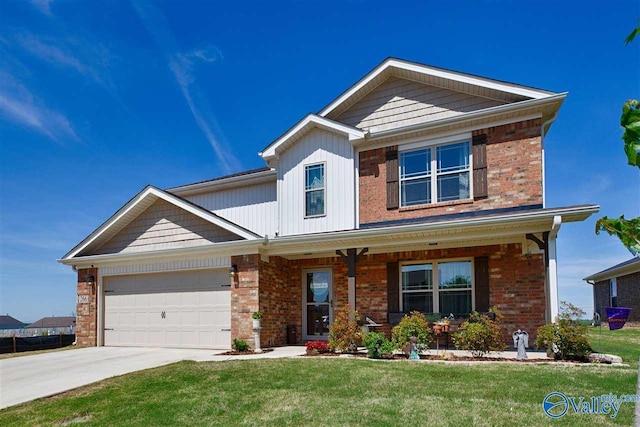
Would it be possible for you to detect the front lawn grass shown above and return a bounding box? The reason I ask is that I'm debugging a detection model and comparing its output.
[589,325,640,369]
[1,358,637,426]
[2,327,638,426]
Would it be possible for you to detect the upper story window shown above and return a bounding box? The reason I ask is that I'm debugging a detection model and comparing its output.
[305,163,325,217]
[400,141,470,207]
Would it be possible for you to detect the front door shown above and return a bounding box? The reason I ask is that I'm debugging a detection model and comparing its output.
[303,270,333,340]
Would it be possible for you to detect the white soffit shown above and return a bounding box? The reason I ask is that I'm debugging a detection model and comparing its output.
[62,186,261,260]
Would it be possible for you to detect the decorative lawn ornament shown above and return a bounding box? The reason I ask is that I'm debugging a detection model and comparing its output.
[512,329,529,360]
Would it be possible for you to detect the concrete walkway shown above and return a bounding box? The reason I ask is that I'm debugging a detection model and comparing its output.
[0,346,306,409]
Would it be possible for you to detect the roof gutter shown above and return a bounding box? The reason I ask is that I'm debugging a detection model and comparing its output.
[267,205,597,249]
[168,168,277,195]
[58,239,264,268]
[60,204,598,268]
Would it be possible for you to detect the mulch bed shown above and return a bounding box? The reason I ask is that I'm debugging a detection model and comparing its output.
[217,349,274,356]
[304,352,589,363]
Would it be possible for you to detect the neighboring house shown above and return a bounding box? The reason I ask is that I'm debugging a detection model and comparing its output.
[25,317,76,335]
[585,257,640,322]
[59,58,599,350]
[0,315,26,330]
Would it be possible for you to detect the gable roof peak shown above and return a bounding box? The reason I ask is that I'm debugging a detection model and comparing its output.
[60,185,261,261]
[318,57,559,119]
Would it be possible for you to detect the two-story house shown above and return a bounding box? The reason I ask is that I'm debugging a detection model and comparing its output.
[59,58,599,349]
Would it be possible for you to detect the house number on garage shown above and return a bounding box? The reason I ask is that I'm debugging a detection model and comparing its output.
[78,295,89,303]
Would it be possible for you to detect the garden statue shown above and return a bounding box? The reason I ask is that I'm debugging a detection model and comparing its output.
[408,336,419,360]
[512,329,529,360]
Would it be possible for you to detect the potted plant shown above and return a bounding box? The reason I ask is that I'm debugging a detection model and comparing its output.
[433,323,443,334]
[438,317,451,332]
[252,311,263,329]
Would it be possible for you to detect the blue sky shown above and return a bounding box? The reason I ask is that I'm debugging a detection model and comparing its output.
[0,0,638,322]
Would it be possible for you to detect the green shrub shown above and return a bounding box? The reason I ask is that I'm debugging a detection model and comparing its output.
[452,308,506,358]
[232,338,250,352]
[362,332,396,359]
[391,311,433,352]
[534,301,592,360]
[328,307,362,353]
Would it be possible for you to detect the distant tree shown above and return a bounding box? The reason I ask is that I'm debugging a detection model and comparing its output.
[595,23,640,256]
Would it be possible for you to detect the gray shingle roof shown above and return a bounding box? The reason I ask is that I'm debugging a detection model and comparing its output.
[584,257,640,282]
[26,316,76,329]
[0,315,25,329]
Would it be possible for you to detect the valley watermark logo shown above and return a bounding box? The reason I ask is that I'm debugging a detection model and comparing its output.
[542,391,639,419]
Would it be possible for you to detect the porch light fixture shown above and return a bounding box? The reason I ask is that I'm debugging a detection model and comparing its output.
[86,274,95,295]
[86,274,95,287]
[229,264,238,277]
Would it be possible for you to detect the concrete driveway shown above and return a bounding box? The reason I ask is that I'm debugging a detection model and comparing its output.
[0,346,228,409]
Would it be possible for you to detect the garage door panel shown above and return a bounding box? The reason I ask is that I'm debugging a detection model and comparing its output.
[104,269,230,349]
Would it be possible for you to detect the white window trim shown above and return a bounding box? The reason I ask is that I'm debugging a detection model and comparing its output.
[399,138,473,207]
[399,258,475,314]
[304,162,326,218]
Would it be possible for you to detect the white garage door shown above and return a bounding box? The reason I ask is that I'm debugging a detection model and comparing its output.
[104,269,231,349]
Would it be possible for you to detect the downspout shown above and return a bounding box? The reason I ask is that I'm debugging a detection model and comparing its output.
[541,113,558,209]
[547,215,562,322]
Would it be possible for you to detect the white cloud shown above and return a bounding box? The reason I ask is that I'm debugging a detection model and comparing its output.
[28,0,54,16]
[0,71,78,142]
[14,33,114,89]
[132,0,240,174]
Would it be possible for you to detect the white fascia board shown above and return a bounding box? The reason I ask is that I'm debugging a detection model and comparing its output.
[260,114,365,160]
[265,205,599,256]
[584,258,640,282]
[63,186,260,260]
[148,188,260,240]
[168,169,276,196]
[360,94,566,144]
[319,58,558,117]
[63,186,157,260]
[58,239,263,268]
[384,59,556,99]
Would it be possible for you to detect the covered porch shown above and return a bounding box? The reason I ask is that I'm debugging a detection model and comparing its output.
[230,206,596,347]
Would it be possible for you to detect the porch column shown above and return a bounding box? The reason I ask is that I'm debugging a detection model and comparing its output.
[548,216,562,322]
[336,248,368,312]
[548,236,559,322]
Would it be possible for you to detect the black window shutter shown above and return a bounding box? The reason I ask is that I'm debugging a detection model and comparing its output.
[472,134,488,200]
[387,262,399,313]
[386,149,399,209]
[474,256,490,313]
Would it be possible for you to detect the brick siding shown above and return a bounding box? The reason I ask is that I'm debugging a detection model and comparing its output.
[75,267,98,347]
[233,243,546,346]
[618,272,640,321]
[594,272,640,322]
[359,118,543,224]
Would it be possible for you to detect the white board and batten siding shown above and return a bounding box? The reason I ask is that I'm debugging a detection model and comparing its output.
[103,269,231,349]
[336,76,507,133]
[184,181,277,237]
[278,128,356,236]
